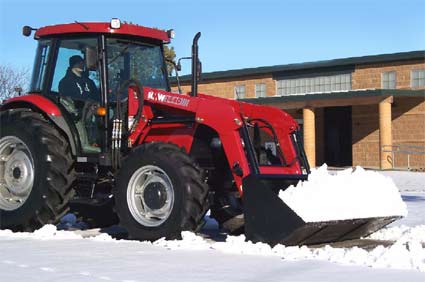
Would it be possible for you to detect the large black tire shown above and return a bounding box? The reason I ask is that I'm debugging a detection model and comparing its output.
[114,142,209,240]
[0,109,76,231]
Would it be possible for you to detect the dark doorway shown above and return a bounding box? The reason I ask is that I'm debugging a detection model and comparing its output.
[324,106,352,167]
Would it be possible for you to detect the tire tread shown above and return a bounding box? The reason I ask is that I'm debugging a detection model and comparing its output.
[0,109,76,231]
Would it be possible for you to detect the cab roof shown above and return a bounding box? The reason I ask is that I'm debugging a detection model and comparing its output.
[35,22,170,43]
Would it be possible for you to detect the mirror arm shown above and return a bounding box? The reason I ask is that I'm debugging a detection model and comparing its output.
[166,59,183,94]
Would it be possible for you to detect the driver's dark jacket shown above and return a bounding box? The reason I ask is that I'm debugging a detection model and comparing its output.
[59,69,99,101]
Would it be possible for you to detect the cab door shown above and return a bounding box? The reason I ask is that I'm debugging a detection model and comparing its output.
[49,37,102,154]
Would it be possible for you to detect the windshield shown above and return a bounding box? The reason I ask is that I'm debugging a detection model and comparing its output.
[106,38,168,98]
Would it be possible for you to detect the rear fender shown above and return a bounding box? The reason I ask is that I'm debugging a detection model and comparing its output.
[1,94,77,155]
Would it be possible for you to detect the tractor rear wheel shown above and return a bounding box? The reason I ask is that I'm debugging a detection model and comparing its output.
[0,109,76,231]
[114,142,209,241]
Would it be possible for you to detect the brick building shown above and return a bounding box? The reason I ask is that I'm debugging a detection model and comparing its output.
[173,50,425,170]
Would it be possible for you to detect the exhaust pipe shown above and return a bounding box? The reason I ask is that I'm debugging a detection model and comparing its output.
[191,32,201,97]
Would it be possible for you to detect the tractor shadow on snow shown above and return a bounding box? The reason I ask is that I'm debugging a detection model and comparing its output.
[401,195,425,202]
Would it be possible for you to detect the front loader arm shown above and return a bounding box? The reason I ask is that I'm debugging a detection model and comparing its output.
[128,88,307,195]
[129,88,251,191]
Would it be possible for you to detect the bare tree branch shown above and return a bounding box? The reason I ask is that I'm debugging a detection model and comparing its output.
[0,64,31,102]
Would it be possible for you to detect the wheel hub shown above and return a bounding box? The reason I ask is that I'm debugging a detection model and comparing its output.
[127,165,174,227]
[12,167,22,179]
[143,182,167,210]
[0,136,34,211]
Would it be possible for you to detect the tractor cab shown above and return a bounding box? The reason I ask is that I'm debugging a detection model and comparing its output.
[29,20,172,155]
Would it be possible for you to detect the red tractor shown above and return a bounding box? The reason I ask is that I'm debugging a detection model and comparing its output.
[0,20,397,245]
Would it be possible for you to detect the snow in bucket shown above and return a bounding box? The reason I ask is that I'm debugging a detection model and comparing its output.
[278,165,408,222]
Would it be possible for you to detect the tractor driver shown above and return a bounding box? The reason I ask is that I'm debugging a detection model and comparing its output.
[59,55,99,101]
[59,55,101,152]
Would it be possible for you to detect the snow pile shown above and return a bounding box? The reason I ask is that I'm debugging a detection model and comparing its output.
[368,225,425,243]
[0,224,82,240]
[212,234,425,272]
[154,231,212,251]
[213,235,275,256]
[89,233,117,242]
[279,165,408,222]
[0,225,424,272]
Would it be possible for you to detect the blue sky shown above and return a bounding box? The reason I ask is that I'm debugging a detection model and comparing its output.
[0,0,424,75]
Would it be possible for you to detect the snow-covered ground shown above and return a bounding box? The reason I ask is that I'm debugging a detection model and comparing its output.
[1,169,424,281]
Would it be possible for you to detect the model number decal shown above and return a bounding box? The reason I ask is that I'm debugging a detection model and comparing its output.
[147,91,190,107]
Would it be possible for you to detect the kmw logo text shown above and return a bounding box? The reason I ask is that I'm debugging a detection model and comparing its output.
[147,91,190,107]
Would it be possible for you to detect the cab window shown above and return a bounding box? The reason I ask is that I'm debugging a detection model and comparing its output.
[106,38,168,100]
[30,39,51,92]
[51,38,100,100]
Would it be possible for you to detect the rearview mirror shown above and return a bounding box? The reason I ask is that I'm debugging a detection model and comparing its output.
[22,26,36,37]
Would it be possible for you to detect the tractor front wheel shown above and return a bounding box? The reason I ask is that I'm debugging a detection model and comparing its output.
[114,142,209,241]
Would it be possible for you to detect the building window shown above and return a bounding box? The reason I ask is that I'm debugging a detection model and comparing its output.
[234,85,246,99]
[276,73,351,96]
[411,69,425,88]
[255,83,266,98]
[381,71,396,89]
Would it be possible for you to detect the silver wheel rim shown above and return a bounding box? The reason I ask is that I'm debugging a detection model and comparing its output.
[127,165,174,227]
[0,136,35,211]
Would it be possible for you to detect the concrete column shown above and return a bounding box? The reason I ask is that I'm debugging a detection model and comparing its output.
[303,107,316,168]
[379,97,393,170]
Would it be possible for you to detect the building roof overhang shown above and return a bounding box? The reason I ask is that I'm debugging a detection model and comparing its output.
[240,89,425,109]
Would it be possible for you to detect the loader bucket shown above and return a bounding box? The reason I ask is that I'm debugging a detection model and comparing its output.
[242,174,400,246]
